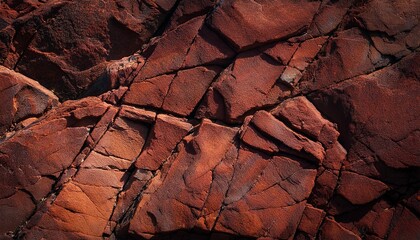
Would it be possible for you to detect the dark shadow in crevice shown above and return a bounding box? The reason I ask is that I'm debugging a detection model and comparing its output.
[117,228,256,240]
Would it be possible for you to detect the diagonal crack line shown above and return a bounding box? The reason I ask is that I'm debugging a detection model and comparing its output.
[110,126,197,235]
[12,106,120,238]
[209,136,241,232]
[104,114,155,234]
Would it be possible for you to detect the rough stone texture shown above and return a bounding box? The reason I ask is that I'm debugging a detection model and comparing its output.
[136,114,192,171]
[197,50,286,123]
[0,0,177,100]
[0,97,110,237]
[0,0,419,239]
[0,66,58,136]
[208,0,320,51]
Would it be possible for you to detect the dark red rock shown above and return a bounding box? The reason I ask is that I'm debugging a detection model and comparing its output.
[136,114,192,170]
[208,0,320,51]
[215,150,317,239]
[297,205,326,238]
[1,1,419,239]
[240,122,280,154]
[271,96,339,148]
[137,16,205,80]
[263,42,298,65]
[299,28,384,92]
[319,218,361,240]
[388,205,420,240]
[166,0,218,31]
[94,117,149,160]
[0,97,110,237]
[198,51,285,122]
[162,66,221,116]
[340,200,395,238]
[311,52,420,170]
[128,119,238,237]
[1,0,174,99]
[337,171,388,205]
[103,53,145,89]
[119,105,156,124]
[289,37,328,71]
[22,109,150,238]
[354,0,420,59]
[305,0,353,37]
[309,169,339,208]
[0,66,59,136]
[184,25,236,68]
[251,111,325,164]
[124,74,175,109]
[356,0,419,36]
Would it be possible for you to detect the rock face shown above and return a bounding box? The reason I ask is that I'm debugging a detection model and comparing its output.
[0,0,177,100]
[0,0,419,239]
[0,65,58,136]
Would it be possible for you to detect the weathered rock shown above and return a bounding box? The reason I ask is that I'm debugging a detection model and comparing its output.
[166,0,218,31]
[251,111,325,164]
[388,205,420,240]
[119,105,157,124]
[305,0,353,37]
[299,28,385,92]
[263,42,298,65]
[22,110,150,238]
[184,25,236,68]
[94,117,149,160]
[0,66,59,136]
[0,97,110,238]
[215,150,317,239]
[297,205,326,239]
[354,0,420,59]
[337,171,388,205]
[290,37,328,71]
[272,96,339,148]
[136,114,192,170]
[319,218,361,240]
[162,66,221,116]
[197,50,285,122]
[339,200,395,239]
[128,119,238,237]
[310,52,420,170]
[309,169,339,208]
[136,16,205,80]
[124,74,175,109]
[208,0,320,51]
[0,1,419,239]
[1,0,175,99]
[240,122,280,154]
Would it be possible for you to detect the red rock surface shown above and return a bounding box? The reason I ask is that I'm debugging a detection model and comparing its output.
[0,0,177,100]
[0,0,419,239]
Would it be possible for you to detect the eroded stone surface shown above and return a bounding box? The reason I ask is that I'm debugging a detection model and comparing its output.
[0,0,176,99]
[0,0,419,239]
[0,66,59,136]
[209,0,320,50]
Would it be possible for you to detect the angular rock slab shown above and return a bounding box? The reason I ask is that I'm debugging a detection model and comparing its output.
[22,115,150,239]
[197,50,286,123]
[0,66,59,136]
[208,0,320,50]
[129,119,238,237]
[1,0,177,99]
[128,115,321,239]
[0,97,110,238]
